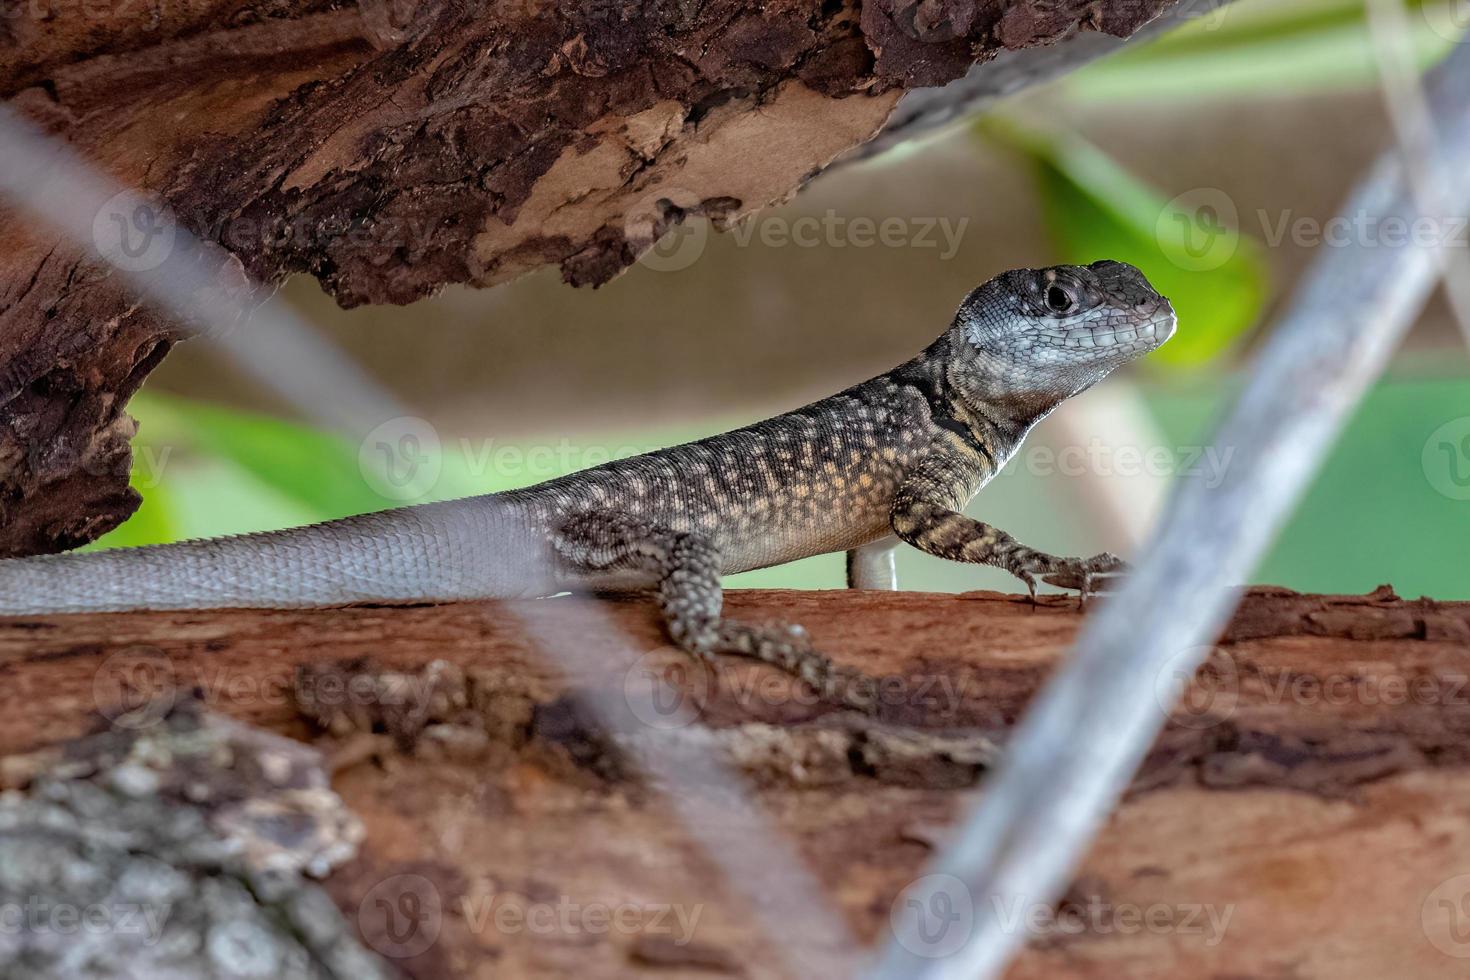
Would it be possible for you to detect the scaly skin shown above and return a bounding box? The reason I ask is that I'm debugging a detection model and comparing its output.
[0,260,1176,709]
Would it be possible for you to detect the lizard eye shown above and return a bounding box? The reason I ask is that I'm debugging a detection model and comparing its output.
[1045,284,1076,314]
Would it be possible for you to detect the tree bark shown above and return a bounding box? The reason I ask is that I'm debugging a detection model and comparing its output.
[0,0,1182,557]
[3,585,1469,977]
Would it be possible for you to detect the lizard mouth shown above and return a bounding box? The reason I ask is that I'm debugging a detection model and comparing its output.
[1050,304,1177,352]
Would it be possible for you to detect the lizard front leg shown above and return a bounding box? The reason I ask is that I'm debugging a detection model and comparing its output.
[890,452,1125,598]
[554,512,878,711]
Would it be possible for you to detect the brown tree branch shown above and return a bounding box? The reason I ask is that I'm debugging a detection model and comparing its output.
[2,586,1468,976]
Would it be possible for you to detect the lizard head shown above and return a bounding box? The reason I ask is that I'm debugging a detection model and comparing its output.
[948,260,1175,421]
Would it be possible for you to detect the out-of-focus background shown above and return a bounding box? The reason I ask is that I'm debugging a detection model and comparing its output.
[113,0,1470,598]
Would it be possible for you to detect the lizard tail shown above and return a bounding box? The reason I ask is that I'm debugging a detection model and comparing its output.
[0,497,553,615]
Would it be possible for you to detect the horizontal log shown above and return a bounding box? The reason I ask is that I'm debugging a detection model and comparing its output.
[3,585,1469,977]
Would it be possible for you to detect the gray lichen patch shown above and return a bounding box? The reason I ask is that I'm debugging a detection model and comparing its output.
[0,700,386,979]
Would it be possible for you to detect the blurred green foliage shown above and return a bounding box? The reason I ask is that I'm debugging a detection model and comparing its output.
[980,117,1268,367]
[1066,0,1459,101]
[1152,370,1470,599]
[92,393,709,546]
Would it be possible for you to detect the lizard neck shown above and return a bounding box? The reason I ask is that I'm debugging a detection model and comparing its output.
[934,333,1081,440]
[891,340,1031,466]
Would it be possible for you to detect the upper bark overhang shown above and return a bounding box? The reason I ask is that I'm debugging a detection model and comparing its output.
[2,0,1179,305]
[0,0,1178,557]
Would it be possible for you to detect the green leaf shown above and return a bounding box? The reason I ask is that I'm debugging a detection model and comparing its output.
[981,118,1268,367]
[1069,0,1457,102]
[162,398,387,521]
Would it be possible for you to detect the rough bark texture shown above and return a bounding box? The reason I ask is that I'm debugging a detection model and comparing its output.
[0,0,1177,559]
[3,585,1470,977]
[0,704,391,978]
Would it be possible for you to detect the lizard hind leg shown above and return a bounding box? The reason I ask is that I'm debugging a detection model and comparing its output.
[552,511,877,712]
[552,511,722,655]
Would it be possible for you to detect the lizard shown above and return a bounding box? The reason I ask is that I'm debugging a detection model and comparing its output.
[0,260,1175,710]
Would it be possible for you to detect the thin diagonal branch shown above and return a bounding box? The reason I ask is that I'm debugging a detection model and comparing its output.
[1366,0,1470,351]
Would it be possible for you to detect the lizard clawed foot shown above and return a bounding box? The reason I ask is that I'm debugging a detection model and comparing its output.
[1005,551,1127,606]
[1040,552,1128,605]
[1020,571,1039,606]
[712,620,879,714]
